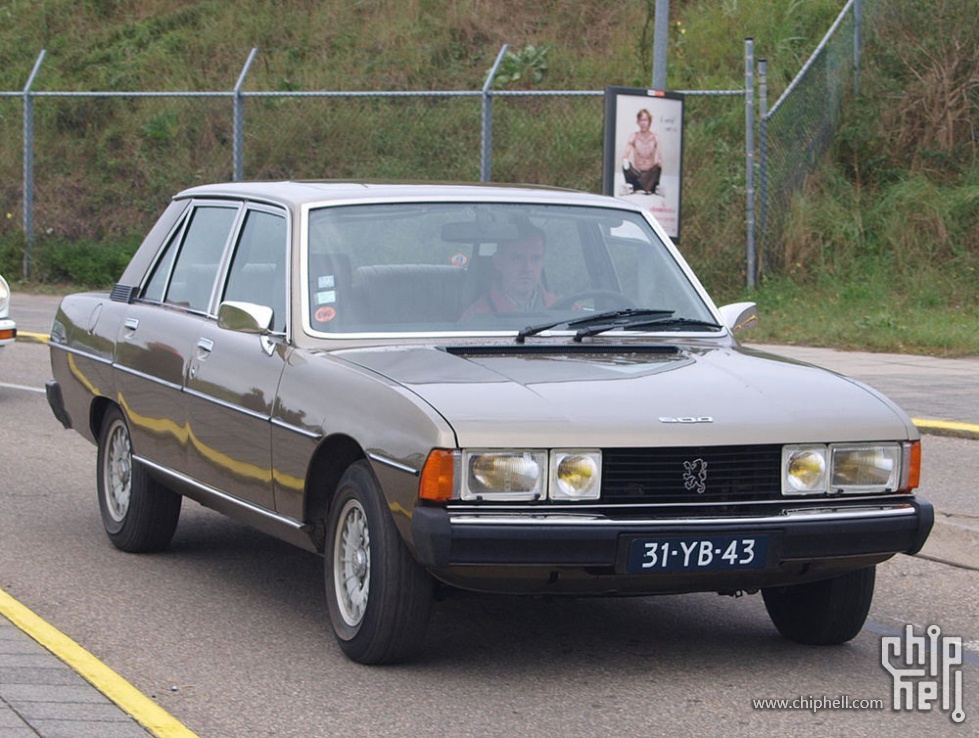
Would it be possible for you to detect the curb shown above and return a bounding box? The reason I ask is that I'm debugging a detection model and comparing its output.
[912,418,979,441]
[0,587,198,738]
[15,330,49,345]
[917,516,979,571]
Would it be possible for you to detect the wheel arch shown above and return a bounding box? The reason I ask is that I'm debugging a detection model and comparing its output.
[89,395,117,439]
[304,434,366,553]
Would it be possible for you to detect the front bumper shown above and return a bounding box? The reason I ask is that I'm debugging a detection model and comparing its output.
[411,498,933,593]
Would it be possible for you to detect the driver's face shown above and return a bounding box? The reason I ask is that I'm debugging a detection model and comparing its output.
[495,236,545,302]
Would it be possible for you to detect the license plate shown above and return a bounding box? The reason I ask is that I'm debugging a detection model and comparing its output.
[625,535,769,573]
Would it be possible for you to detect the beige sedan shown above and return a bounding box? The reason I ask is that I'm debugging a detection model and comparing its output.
[46,181,932,664]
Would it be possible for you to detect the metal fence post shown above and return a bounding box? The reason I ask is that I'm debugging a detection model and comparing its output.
[481,45,508,183]
[652,0,670,90]
[22,50,45,280]
[757,59,768,275]
[233,48,259,182]
[744,38,756,289]
[853,0,862,95]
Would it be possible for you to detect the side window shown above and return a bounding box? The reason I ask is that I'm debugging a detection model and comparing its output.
[222,209,288,332]
[142,225,182,303]
[163,206,239,312]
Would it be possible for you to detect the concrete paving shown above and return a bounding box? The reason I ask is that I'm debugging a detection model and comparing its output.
[3,292,977,738]
[0,598,155,738]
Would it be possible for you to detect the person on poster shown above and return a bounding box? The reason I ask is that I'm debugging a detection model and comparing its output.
[621,108,663,196]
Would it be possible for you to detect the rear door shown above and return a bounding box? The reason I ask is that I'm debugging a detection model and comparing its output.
[114,201,241,473]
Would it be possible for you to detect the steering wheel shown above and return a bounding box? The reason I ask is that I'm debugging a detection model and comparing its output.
[550,289,636,311]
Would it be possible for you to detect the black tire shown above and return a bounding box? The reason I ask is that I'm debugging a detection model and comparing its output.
[96,406,181,553]
[325,460,433,664]
[762,566,876,645]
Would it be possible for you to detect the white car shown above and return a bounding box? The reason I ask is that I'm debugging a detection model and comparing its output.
[0,274,15,347]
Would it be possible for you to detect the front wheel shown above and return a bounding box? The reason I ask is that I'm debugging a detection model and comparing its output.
[762,566,875,645]
[325,461,433,664]
[97,406,181,553]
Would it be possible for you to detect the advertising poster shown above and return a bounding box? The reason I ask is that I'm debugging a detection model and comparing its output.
[603,86,685,241]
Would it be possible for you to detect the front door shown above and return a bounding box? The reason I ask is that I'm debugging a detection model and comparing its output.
[184,206,289,511]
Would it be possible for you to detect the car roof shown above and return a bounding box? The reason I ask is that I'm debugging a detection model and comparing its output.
[174,180,639,211]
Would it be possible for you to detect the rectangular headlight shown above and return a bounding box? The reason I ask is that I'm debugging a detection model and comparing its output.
[830,443,902,493]
[461,450,546,501]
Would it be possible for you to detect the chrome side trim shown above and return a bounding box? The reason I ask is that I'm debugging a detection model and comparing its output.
[447,504,919,527]
[136,455,306,533]
[113,362,183,392]
[271,417,320,439]
[183,387,268,422]
[49,342,113,365]
[368,452,420,476]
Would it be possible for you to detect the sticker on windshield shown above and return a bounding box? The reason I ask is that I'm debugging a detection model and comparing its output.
[315,306,337,323]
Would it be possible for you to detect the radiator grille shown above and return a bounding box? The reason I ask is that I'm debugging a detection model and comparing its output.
[602,445,782,503]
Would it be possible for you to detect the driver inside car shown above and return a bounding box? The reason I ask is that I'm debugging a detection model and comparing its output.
[459,223,557,319]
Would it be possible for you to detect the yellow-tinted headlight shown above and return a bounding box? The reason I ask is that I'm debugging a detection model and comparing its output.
[551,451,601,500]
[782,445,827,494]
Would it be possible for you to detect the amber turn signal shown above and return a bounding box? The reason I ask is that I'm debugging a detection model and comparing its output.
[419,449,455,502]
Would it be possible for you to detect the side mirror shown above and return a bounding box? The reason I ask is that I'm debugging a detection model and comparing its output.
[718,301,758,334]
[217,301,274,334]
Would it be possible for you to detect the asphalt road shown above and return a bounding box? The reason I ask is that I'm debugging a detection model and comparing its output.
[1,297,977,736]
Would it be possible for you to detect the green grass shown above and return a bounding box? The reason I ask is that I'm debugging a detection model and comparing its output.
[744,272,979,357]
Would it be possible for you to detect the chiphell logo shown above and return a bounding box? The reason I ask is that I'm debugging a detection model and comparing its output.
[881,624,965,724]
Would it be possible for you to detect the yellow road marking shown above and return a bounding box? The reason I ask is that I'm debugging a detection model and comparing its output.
[912,418,979,440]
[0,587,199,738]
[14,330,49,344]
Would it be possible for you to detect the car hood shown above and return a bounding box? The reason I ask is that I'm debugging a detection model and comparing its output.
[333,343,917,448]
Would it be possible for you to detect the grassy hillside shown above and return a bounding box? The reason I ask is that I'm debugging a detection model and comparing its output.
[0,0,975,354]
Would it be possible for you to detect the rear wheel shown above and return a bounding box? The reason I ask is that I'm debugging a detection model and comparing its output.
[762,566,875,645]
[97,406,181,552]
[325,461,433,664]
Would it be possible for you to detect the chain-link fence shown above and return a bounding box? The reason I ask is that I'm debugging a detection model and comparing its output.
[757,0,862,276]
[2,47,753,282]
[3,1,866,286]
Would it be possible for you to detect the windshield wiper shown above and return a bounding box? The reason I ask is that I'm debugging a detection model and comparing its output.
[573,315,722,342]
[516,308,674,343]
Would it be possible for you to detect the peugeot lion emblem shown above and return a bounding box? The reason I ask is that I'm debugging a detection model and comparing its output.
[683,458,708,494]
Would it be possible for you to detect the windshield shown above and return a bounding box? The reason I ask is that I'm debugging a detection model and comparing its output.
[304,202,715,335]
